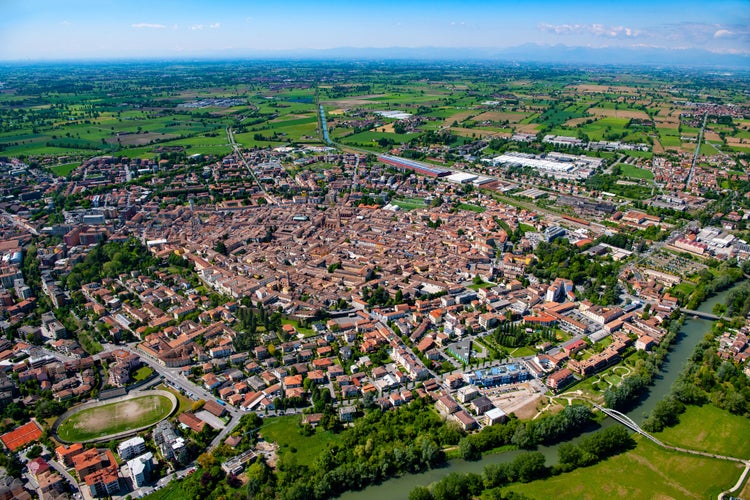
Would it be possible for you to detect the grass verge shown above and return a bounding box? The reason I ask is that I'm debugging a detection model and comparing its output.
[506,436,741,499]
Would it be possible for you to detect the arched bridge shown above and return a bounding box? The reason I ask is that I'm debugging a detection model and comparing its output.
[593,404,665,446]
[596,401,750,498]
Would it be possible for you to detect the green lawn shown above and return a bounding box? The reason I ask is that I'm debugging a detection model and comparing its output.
[468,281,496,291]
[655,404,750,459]
[392,198,428,210]
[77,330,103,354]
[282,319,315,337]
[659,132,683,147]
[341,130,420,146]
[620,149,653,160]
[259,415,341,466]
[57,395,173,442]
[508,346,537,357]
[159,384,194,415]
[506,437,742,500]
[617,164,654,180]
[48,163,79,177]
[577,117,631,141]
[457,203,486,213]
[143,478,190,500]
[132,366,155,382]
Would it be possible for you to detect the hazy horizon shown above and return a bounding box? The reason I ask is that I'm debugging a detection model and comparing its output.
[2,0,748,63]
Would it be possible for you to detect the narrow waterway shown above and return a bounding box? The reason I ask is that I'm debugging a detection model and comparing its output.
[340,285,742,500]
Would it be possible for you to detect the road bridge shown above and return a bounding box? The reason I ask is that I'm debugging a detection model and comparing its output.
[679,308,720,321]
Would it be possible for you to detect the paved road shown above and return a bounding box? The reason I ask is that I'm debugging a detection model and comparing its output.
[686,113,708,189]
[48,459,81,494]
[226,127,278,205]
[0,209,39,236]
[720,461,750,500]
[209,414,242,451]
[102,343,240,419]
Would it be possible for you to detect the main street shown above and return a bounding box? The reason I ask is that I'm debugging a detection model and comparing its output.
[102,343,240,419]
[103,342,245,451]
[226,127,278,205]
[686,113,708,189]
[0,209,39,236]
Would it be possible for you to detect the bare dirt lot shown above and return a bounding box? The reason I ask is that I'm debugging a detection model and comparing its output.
[587,107,651,120]
[374,123,396,133]
[320,94,387,107]
[517,123,543,134]
[473,111,529,123]
[564,117,592,127]
[486,381,546,418]
[449,127,511,139]
[106,132,177,146]
[571,84,638,94]
[655,120,680,129]
[442,110,476,126]
[704,131,722,142]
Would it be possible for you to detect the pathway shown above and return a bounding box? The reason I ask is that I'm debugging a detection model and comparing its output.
[596,403,750,499]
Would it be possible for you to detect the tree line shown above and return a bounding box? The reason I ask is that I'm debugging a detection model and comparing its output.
[410,425,635,500]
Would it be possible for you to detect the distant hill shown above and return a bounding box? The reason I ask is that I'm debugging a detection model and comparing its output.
[190,44,750,70]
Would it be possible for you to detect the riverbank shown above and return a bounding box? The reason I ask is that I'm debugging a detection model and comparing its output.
[340,283,746,500]
[506,436,741,499]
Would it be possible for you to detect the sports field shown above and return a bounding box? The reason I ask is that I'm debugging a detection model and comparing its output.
[57,394,174,442]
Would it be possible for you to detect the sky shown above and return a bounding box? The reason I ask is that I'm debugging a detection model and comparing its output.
[0,0,748,60]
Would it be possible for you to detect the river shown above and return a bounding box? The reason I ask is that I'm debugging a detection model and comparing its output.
[340,285,742,500]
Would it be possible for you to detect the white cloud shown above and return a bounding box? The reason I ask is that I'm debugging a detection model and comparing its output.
[714,29,735,38]
[60,20,72,26]
[131,23,166,29]
[192,22,220,31]
[539,23,639,38]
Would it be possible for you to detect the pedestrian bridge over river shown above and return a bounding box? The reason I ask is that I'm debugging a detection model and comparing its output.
[593,404,664,446]
[594,403,750,498]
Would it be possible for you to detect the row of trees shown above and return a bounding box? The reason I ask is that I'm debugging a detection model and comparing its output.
[603,314,681,411]
[271,398,454,500]
[233,302,283,351]
[684,264,745,310]
[411,425,635,500]
[493,322,556,348]
[458,404,595,461]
